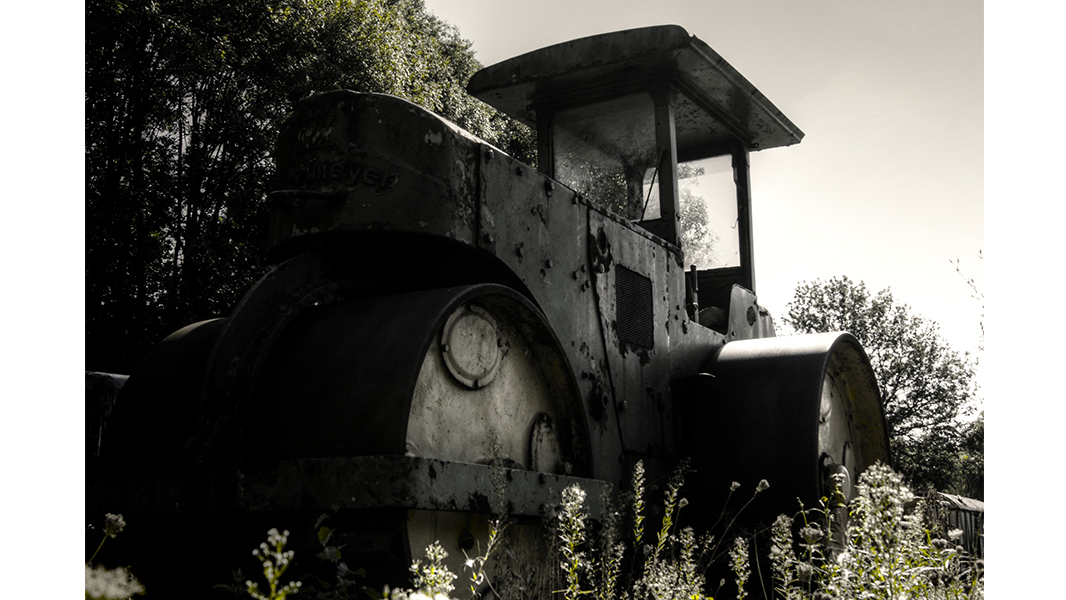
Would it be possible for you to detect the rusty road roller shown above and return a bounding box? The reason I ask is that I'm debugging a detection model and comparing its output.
[87,25,890,597]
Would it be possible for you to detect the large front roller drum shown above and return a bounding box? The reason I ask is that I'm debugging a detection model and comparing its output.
[90,283,597,597]
[248,284,591,472]
[683,332,891,529]
[245,283,594,585]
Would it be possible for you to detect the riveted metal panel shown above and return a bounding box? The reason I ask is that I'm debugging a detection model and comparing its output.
[588,209,677,460]
[475,146,627,484]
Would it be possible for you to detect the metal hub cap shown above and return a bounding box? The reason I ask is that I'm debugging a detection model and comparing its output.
[441,303,502,389]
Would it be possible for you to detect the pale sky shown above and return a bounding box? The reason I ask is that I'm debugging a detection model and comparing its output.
[422,0,985,364]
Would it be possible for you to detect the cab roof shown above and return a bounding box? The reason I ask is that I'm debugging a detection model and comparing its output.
[467,25,803,158]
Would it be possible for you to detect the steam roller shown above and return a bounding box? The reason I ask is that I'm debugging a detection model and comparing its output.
[88,25,890,598]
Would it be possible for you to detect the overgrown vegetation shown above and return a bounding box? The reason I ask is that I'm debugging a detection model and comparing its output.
[90,460,982,599]
[753,463,983,600]
[547,460,768,600]
[545,461,982,600]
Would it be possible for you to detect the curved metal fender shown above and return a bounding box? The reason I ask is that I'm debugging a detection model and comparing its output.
[247,282,594,477]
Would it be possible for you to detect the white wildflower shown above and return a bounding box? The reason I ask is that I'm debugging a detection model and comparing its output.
[85,564,145,599]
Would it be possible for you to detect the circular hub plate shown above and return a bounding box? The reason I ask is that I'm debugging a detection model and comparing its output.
[440,303,502,389]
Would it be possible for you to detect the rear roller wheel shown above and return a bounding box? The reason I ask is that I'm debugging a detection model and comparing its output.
[684,331,891,528]
[677,332,890,600]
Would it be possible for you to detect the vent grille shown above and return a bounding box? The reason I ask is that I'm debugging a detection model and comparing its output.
[615,265,654,349]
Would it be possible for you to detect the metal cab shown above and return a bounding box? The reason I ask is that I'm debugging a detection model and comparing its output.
[469,24,804,311]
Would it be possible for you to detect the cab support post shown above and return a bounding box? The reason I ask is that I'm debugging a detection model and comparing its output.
[732,138,755,292]
[652,85,680,247]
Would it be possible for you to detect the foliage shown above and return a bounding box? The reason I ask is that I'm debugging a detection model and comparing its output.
[386,533,506,600]
[406,542,458,597]
[756,462,984,600]
[247,528,303,600]
[215,460,982,600]
[222,513,505,600]
[304,513,374,599]
[459,518,506,598]
[954,413,984,500]
[85,0,533,373]
[551,459,767,600]
[677,176,720,269]
[556,485,591,600]
[782,275,980,495]
[86,513,145,599]
[728,536,750,600]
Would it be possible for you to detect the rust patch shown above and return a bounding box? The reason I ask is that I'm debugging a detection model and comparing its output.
[636,347,651,366]
[531,202,548,225]
[589,226,614,275]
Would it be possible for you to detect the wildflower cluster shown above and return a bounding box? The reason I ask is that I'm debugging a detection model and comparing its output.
[408,541,458,597]
[241,512,502,600]
[631,461,646,548]
[247,528,302,600]
[382,589,456,600]
[728,536,749,600]
[88,513,128,564]
[85,564,146,600]
[550,459,761,600]
[631,459,711,600]
[228,461,983,600]
[86,512,145,600]
[754,462,984,600]
[557,485,590,600]
[386,540,491,600]
[104,513,126,539]
[769,515,800,597]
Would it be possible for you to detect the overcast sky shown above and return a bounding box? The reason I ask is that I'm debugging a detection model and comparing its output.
[422,0,985,366]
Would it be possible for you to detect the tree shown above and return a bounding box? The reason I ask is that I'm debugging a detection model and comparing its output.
[86,0,533,373]
[954,412,984,500]
[782,276,979,495]
[676,165,720,269]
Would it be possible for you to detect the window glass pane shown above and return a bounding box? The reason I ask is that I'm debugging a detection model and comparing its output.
[637,167,662,220]
[675,155,739,269]
[553,93,657,220]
